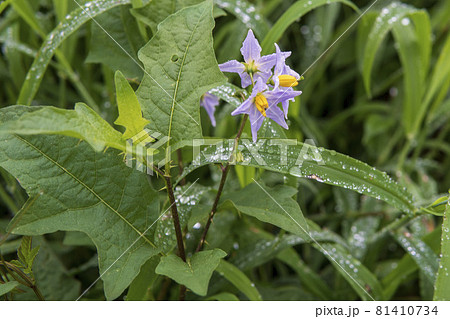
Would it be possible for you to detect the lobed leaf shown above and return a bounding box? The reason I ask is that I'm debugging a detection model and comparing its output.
[0,104,124,152]
[114,71,150,140]
[131,0,204,34]
[86,5,145,79]
[0,106,160,300]
[136,0,226,146]
[155,249,227,296]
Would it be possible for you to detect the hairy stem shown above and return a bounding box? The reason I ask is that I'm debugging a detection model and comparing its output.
[176,149,186,186]
[164,174,187,301]
[196,114,248,252]
[164,176,186,262]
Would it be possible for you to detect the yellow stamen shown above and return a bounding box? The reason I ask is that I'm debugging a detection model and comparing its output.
[278,74,298,87]
[254,94,268,117]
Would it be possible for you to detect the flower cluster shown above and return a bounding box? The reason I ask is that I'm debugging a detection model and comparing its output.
[201,30,302,142]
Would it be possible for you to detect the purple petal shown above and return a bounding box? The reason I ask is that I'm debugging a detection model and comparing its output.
[274,44,285,78]
[283,64,300,79]
[253,70,272,86]
[231,97,253,116]
[257,51,291,73]
[253,78,268,93]
[201,93,219,127]
[239,72,253,88]
[202,103,216,126]
[281,100,290,118]
[202,93,219,107]
[266,104,288,129]
[248,103,265,142]
[240,30,261,63]
[266,88,302,104]
[265,88,302,118]
[219,60,245,74]
[257,53,276,71]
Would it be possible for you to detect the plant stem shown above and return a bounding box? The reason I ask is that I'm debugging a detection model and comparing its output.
[196,114,248,252]
[163,174,187,300]
[176,149,186,186]
[0,260,45,301]
[370,214,416,244]
[164,176,186,262]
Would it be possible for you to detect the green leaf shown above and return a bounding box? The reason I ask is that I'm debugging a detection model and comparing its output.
[215,0,269,38]
[63,232,95,247]
[424,33,450,113]
[261,0,358,54]
[10,0,47,38]
[0,104,125,152]
[317,243,384,300]
[0,238,22,255]
[18,0,132,105]
[0,106,160,300]
[232,229,347,271]
[0,281,20,297]
[206,292,239,301]
[423,196,448,216]
[223,183,309,237]
[277,248,332,300]
[155,249,227,296]
[382,228,441,300]
[215,259,262,301]
[208,83,247,108]
[393,230,439,284]
[17,236,40,275]
[28,237,81,301]
[155,183,210,253]
[434,196,450,301]
[136,0,226,145]
[391,16,428,138]
[130,0,203,34]
[347,216,380,259]
[361,2,418,98]
[382,227,441,299]
[114,71,150,140]
[126,256,160,301]
[0,0,12,15]
[86,5,144,79]
[182,139,415,214]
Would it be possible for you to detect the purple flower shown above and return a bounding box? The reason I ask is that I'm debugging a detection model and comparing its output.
[219,30,289,88]
[231,79,301,142]
[200,92,219,127]
[273,43,302,118]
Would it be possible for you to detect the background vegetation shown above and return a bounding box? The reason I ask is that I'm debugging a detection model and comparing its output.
[0,0,449,301]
